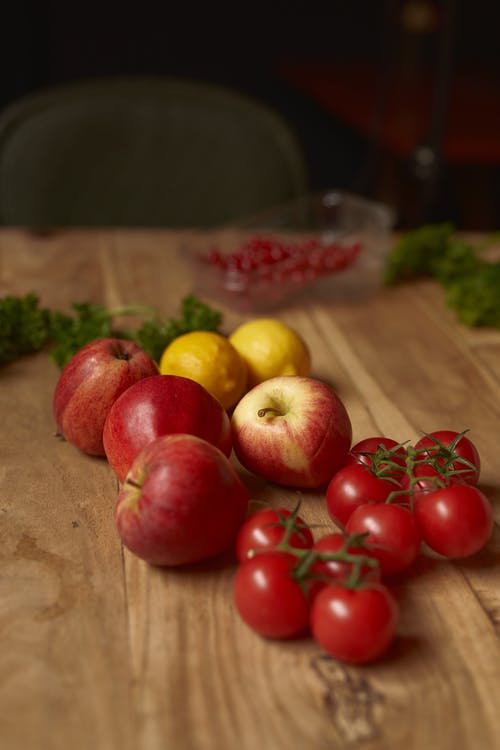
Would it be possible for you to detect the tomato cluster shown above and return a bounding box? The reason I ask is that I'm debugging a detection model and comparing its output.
[331,430,490,562]
[233,504,397,663]
[233,430,493,665]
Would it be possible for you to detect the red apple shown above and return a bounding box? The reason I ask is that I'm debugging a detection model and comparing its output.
[103,374,232,483]
[53,337,158,456]
[231,376,352,488]
[115,433,249,566]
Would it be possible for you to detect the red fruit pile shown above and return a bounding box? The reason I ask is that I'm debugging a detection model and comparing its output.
[52,340,494,666]
[232,429,493,664]
[52,341,246,568]
[202,235,362,289]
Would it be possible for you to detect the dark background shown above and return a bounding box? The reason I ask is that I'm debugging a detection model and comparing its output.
[2,0,500,228]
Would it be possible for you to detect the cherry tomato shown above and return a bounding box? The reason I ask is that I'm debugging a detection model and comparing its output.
[326,463,400,528]
[235,506,314,563]
[310,582,398,664]
[346,503,421,577]
[233,552,310,639]
[414,430,480,485]
[414,484,493,558]
[346,436,407,473]
[310,532,381,592]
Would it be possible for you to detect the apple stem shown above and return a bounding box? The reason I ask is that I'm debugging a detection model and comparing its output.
[257,407,282,418]
[125,478,142,489]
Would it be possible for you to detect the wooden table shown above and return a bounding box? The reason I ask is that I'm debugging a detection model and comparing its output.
[1,228,500,750]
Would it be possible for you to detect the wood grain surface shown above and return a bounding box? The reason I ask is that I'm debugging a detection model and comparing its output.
[1,229,499,750]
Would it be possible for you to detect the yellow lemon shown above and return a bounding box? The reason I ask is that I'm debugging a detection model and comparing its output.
[229,318,311,388]
[158,330,247,410]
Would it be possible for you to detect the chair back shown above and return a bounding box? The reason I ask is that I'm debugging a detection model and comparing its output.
[0,77,309,227]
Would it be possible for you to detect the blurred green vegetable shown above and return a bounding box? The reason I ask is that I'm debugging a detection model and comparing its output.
[384,223,456,283]
[0,293,52,365]
[445,263,500,328]
[385,224,500,328]
[0,293,222,368]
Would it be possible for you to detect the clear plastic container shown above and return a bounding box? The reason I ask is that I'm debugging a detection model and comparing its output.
[187,190,396,312]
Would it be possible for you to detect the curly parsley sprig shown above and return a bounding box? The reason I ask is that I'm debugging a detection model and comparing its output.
[0,293,222,368]
[385,224,500,328]
[0,293,52,365]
